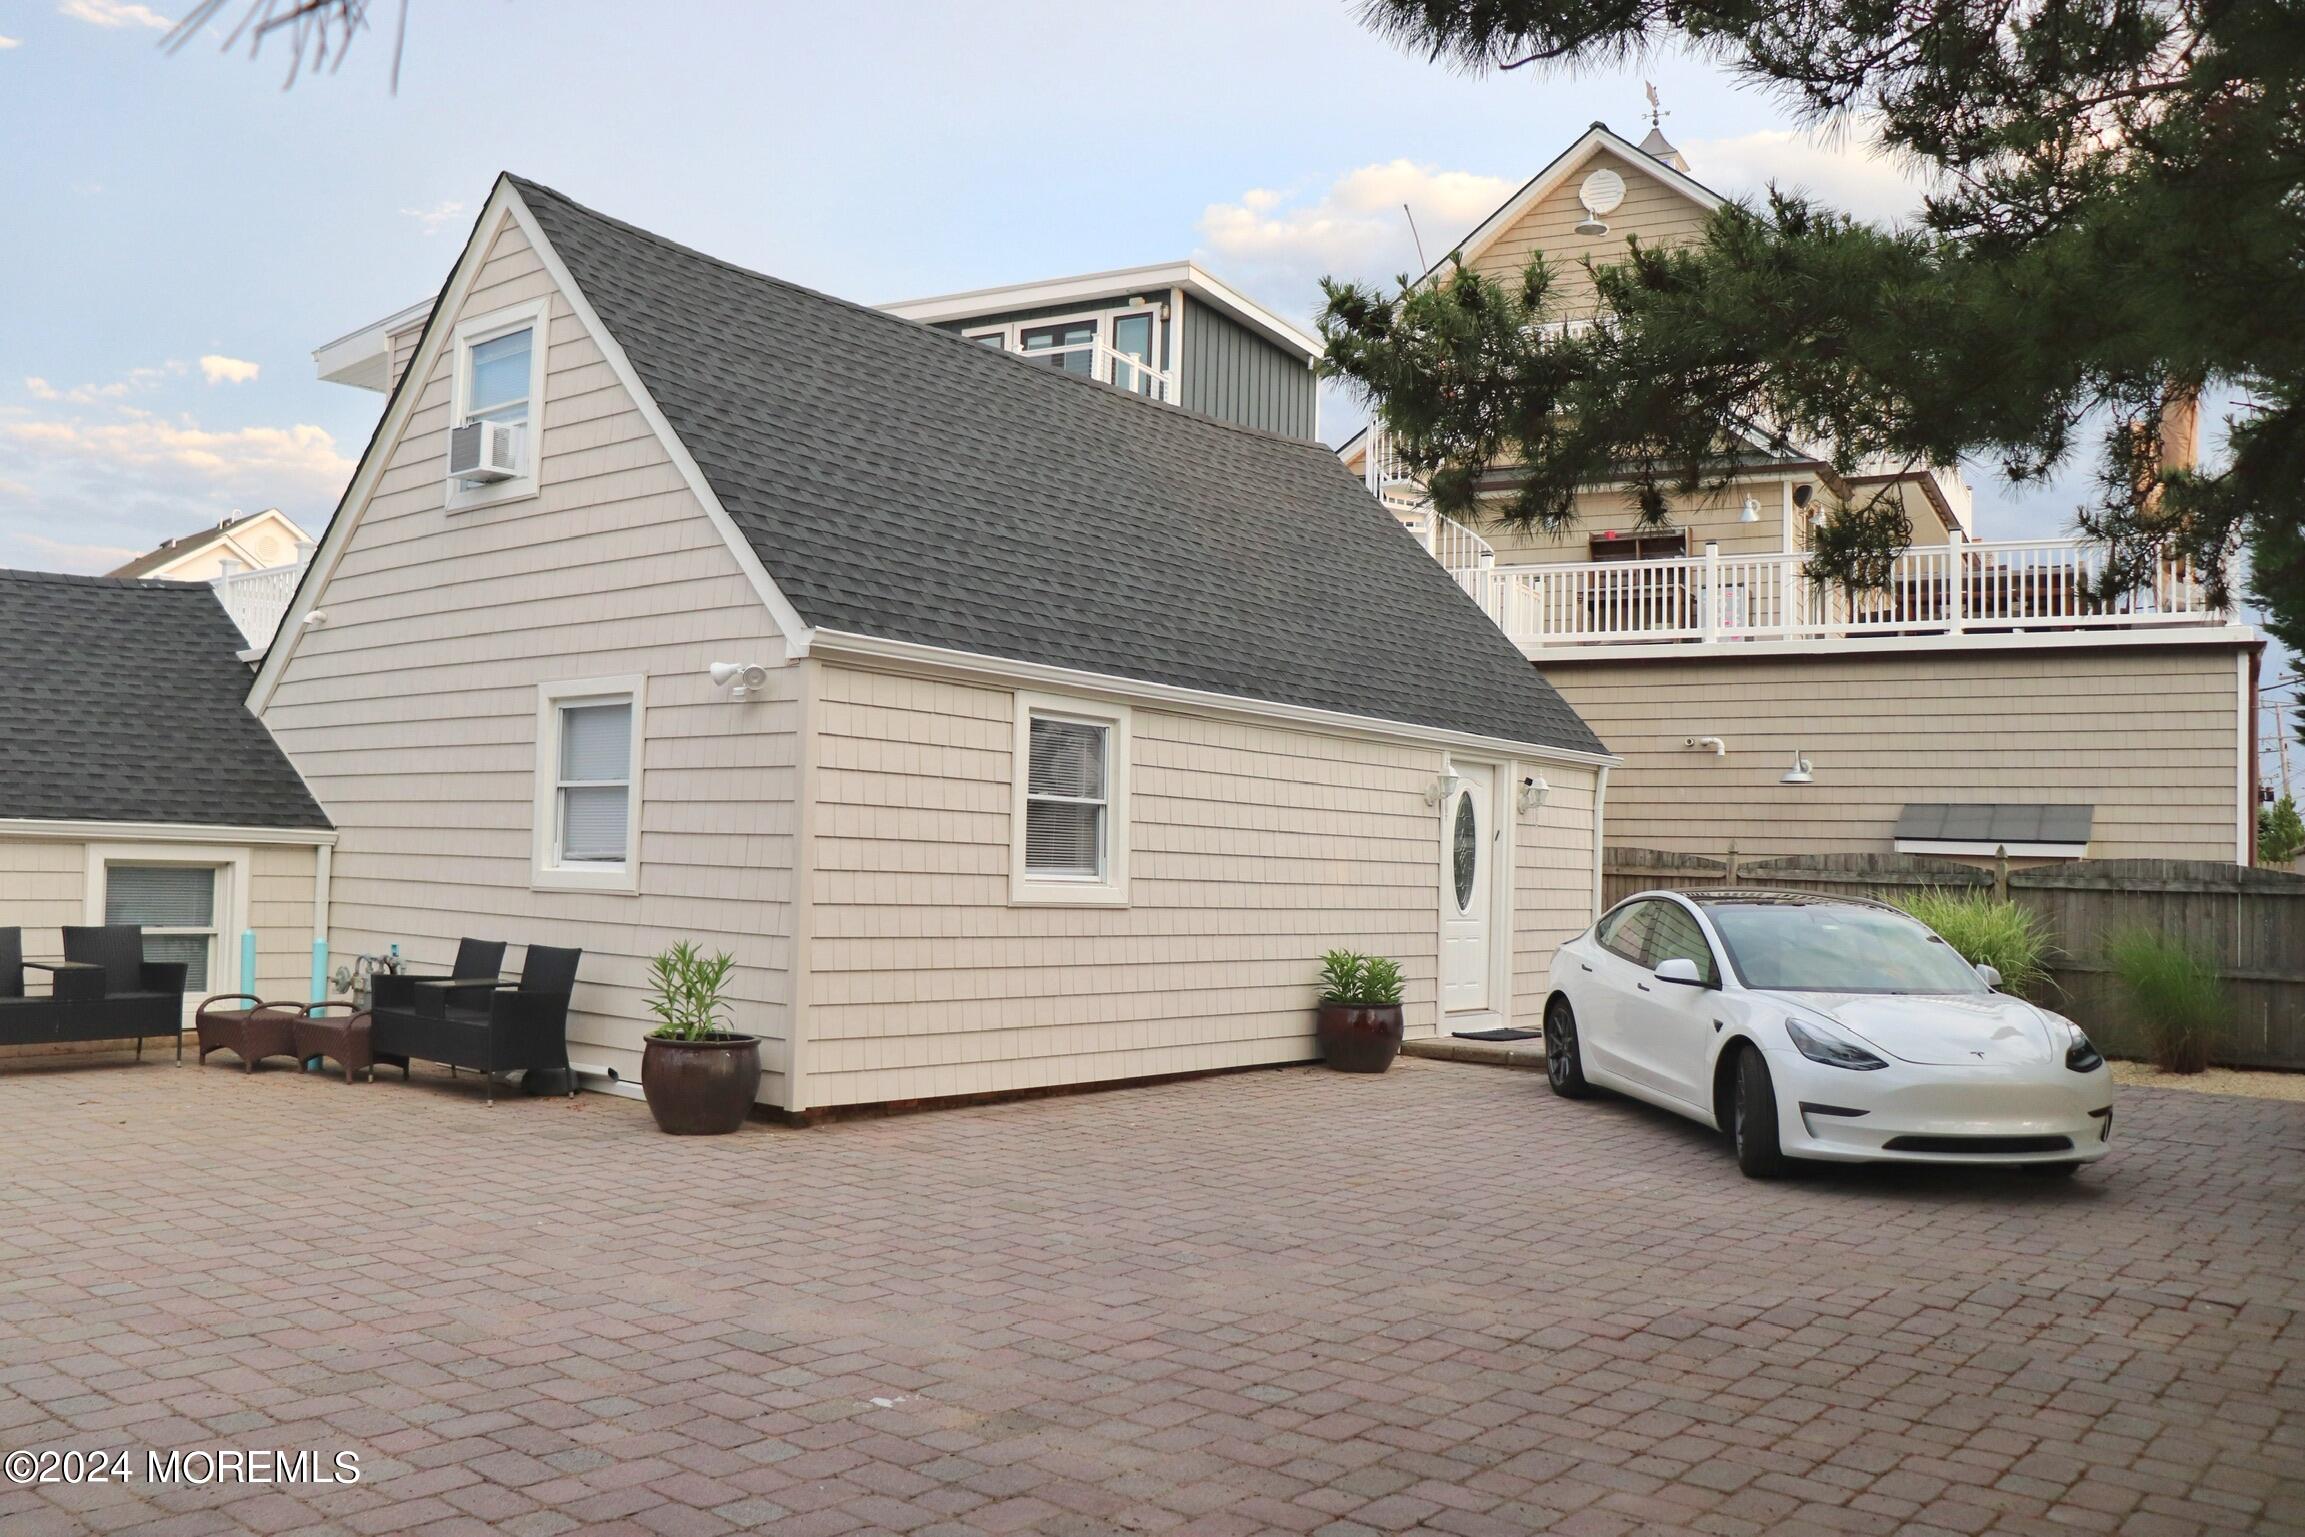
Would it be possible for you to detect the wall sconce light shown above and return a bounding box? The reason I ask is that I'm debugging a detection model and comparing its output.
[1781,748,1814,785]
[1517,774,1549,814]
[1424,768,1465,808]
[708,660,771,701]
[301,610,328,627]
[1685,736,1726,756]
[1739,496,1760,524]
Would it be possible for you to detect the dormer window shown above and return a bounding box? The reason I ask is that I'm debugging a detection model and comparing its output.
[447,298,549,509]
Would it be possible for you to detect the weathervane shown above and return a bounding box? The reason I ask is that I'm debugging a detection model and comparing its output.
[1644,81,1668,130]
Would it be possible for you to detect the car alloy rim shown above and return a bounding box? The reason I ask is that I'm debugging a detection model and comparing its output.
[1546,1012,1571,1084]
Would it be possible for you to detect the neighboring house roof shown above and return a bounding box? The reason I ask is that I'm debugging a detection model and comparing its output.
[313,296,436,391]
[511,177,1603,756]
[0,570,330,829]
[1436,122,1724,285]
[882,261,1322,362]
[106,509,313,580]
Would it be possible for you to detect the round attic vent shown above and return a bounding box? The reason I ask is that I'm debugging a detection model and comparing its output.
[1576,169,1625,234]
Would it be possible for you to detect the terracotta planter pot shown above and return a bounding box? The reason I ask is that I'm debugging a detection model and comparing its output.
[1316,1002,1403,1073]
[642,1034,762,1134]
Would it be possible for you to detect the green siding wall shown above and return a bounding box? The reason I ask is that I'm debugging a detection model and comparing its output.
[1179,295,1318,440]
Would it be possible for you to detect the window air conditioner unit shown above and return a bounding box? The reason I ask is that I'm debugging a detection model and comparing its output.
[448,420,522,482]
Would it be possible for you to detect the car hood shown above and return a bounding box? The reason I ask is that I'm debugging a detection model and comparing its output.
[1767,991,2056,1066]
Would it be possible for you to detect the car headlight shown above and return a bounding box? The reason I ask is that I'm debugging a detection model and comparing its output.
[1785,1017,1887,1071]
[2060,1022,2105,1073]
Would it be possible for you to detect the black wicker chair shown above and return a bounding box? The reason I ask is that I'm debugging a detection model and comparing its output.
[370,943,581,1103]
[0,926,188,1062]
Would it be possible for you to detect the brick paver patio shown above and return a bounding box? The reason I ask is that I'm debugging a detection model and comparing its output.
[1,1055,2299,1536]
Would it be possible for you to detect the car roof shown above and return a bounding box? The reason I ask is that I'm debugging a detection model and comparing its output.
[1679,889,1896,911]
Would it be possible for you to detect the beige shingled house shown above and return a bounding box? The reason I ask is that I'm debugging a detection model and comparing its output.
[1342,122,2264,865]
[265,175,1616,1114]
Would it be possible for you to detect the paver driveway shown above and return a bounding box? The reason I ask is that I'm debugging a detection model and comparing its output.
[1,1055,2300,1537]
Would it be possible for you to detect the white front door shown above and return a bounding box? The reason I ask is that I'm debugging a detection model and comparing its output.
[1439,763,1496,1014]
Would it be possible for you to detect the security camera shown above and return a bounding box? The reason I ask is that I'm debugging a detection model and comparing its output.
[708,661,771,700]
[1520,774,1539,790]
[1516,774,1550,814]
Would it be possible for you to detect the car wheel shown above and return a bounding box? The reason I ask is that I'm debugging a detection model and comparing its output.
[1732,1047,1790,1179]
[1543,997,1591,1099]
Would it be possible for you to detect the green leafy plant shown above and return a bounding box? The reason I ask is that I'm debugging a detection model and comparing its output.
[644,941,739,1041]
[1318,950,1404,1006]
[2105,929,2225,1074]
[2260,795,2305,866]
[1892,890,2059,1000]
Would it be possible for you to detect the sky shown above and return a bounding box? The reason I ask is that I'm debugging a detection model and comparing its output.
[0,0,2287,781]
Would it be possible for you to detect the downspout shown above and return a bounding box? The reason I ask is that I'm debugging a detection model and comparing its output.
[1590,763,1611,922]
[311,841,332,1001]
[786,655,821,1115]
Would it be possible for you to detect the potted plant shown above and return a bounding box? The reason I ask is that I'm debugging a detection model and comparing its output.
[640,941,760,1134]
[1315,950,1405,1073]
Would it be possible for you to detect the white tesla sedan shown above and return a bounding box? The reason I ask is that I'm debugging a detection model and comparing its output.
[1543,890,2113,1178]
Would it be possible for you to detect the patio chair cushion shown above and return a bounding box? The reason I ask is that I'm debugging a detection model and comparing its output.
[516,944,582,997]
[453,938,509,983]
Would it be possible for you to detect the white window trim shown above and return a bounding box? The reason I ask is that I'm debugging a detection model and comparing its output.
[963,302,1166,395]
[1011,691,1131,907]
[446,296,550,512]
[83,844,252,1022]
[533,674,646,894]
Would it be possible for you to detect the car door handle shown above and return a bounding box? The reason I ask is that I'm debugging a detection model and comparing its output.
[1580,963,1593,973]
[1636,982,1652,992]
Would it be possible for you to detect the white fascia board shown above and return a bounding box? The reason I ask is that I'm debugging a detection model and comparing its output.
[0,818,337,847]
[503,191,816,661]
[1525,623,2262,665]
[250,178,522,717]
[250,179,817,717]
[313,296,437,390]
[1895,839,2086,859]
[884,260,1321,363]
[807,627,1620,769]
[1436,125,1726,286]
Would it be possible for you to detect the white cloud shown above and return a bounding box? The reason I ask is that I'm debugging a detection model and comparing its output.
[1196,159,1522,301]
[25,376,58,400]
[18,531,141,568]
[1681,119,1935,226]
[58,0,172,30]
[199,354,260,385]
[400,200,466,236]
[5,414,350,490]
[0,34,22,48]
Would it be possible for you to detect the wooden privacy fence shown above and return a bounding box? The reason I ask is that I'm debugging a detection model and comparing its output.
[1603,848,2305,1070]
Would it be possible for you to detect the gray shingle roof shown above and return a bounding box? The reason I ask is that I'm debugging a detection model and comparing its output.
[0,571,330,829]
[1895,803,2094,847]
[512,177,1604,757]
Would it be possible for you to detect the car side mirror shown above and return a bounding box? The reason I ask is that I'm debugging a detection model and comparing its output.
[1653,957,1706,987]
[1975,963,2002,990]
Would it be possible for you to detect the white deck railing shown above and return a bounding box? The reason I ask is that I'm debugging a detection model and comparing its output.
[210,550,311,649]
[1449,535,2223,652]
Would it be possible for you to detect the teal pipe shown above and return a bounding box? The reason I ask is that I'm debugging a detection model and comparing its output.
[240,930,258,998]
[311,939,328,1003]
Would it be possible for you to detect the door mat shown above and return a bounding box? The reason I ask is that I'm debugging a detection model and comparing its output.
[1452,1027,1540,1042]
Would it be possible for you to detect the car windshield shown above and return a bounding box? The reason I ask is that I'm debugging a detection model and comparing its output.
[1705,902,1988,994]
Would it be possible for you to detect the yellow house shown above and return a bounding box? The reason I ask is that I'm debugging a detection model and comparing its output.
[1340,122,2263,866]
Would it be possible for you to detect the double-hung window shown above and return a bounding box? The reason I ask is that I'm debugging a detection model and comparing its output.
[448,298,549,508]
[105,864,219,991]
[534,676,644,892]
[1011,693,1129,905]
